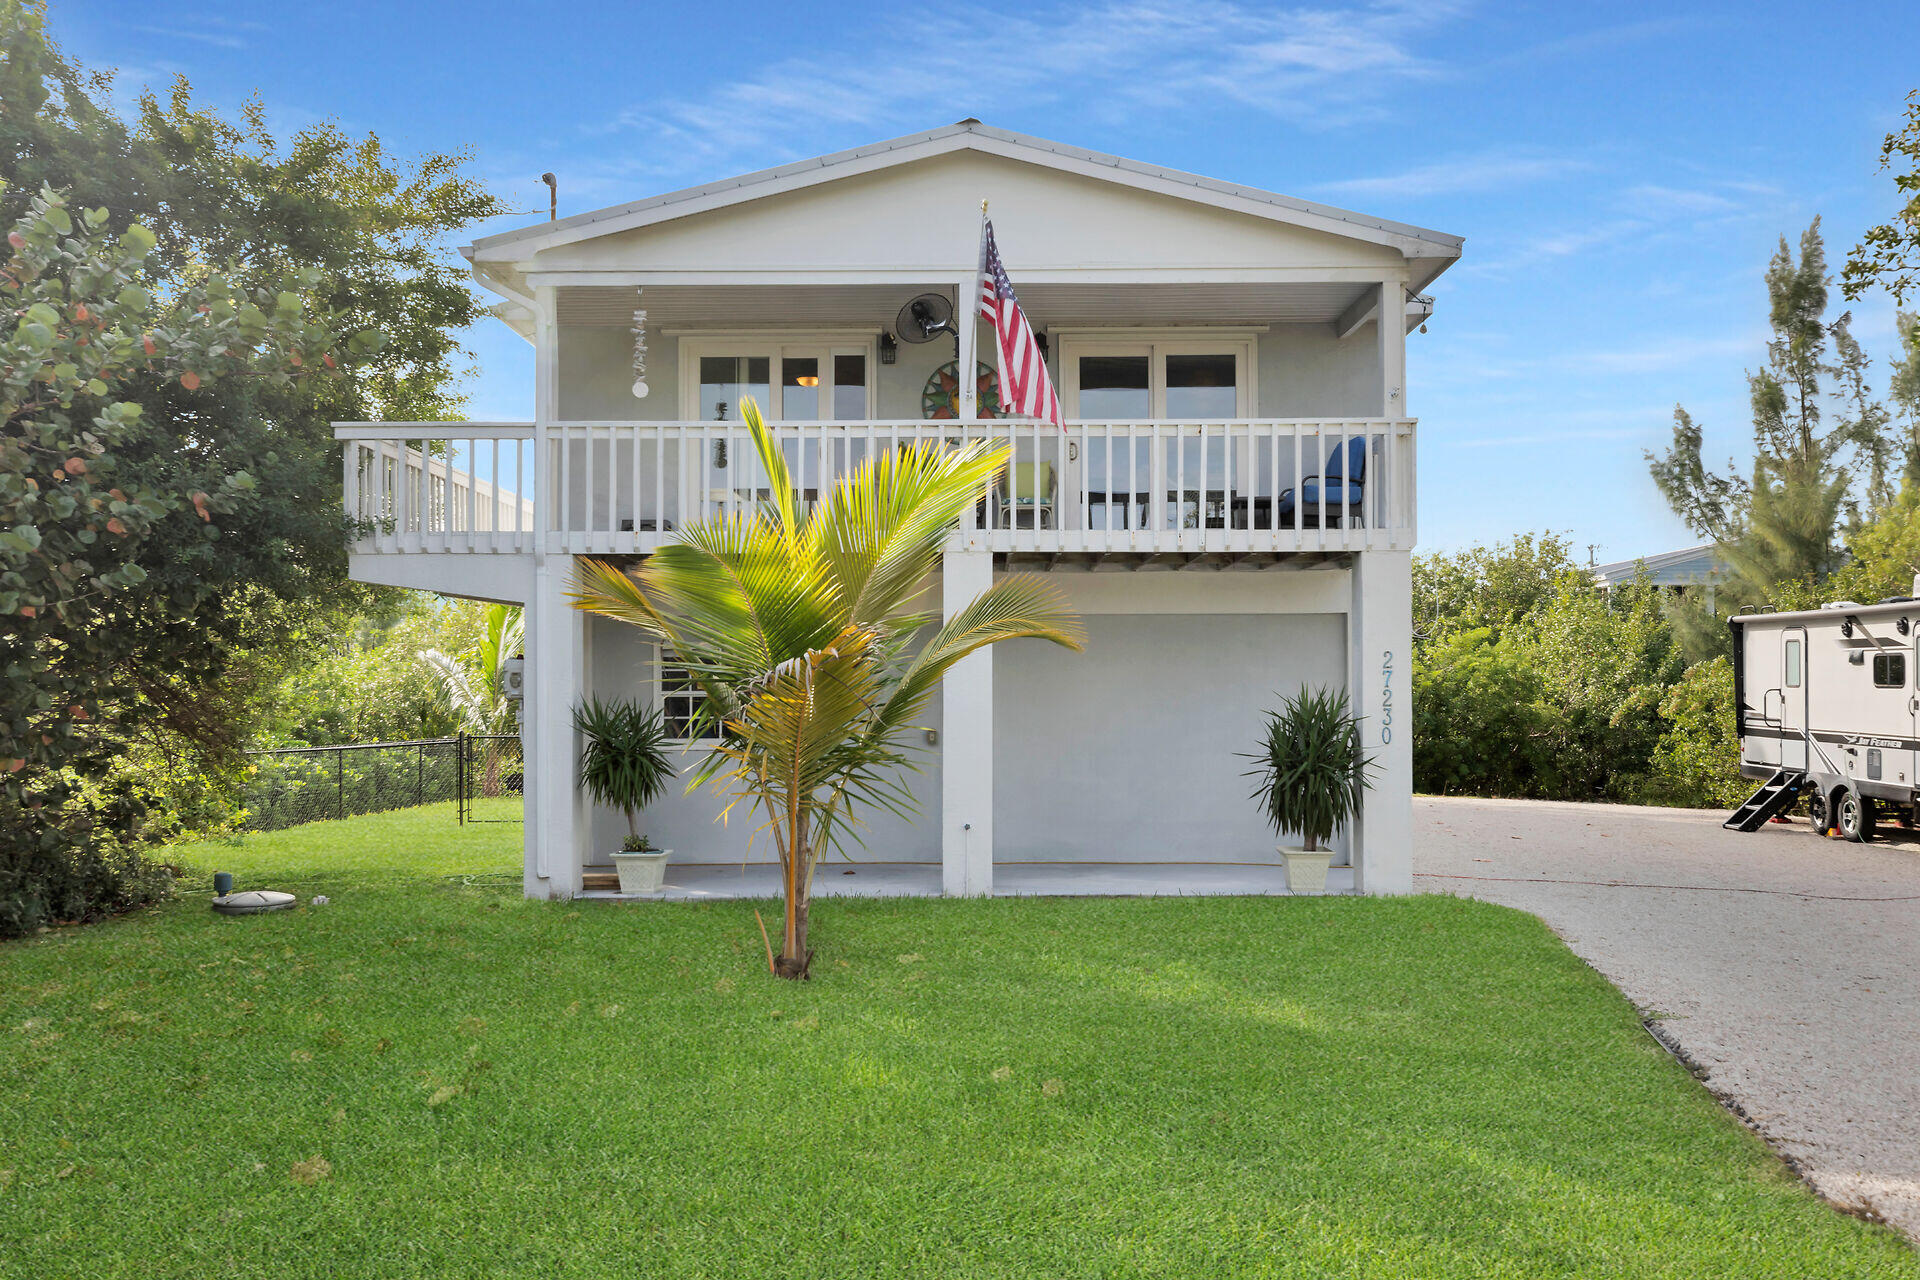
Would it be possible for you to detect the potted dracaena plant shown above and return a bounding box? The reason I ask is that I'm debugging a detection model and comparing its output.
[1244,686,1376,894]
[574,697,676,894]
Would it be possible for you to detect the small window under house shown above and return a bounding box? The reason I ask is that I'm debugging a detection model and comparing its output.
[1873,652,1906,689]
[660,654,717,742]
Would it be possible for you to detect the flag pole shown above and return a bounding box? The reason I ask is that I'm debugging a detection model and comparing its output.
[960,200,988,421]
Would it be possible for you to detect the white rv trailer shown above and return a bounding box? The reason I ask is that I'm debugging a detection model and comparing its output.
[1727,588,1920,838]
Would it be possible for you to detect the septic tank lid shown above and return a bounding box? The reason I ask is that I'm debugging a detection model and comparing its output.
[211,890,297,916]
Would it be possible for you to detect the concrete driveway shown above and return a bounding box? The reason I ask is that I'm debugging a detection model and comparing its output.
[1417,796,1920,1239]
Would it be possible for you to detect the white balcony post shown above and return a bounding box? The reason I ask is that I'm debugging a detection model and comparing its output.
[941,547,993,897]
[1378,276,1406,419]
[1349,549,1413,893]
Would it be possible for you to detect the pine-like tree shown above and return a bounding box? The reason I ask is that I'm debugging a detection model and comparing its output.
[1647,220,1892,659]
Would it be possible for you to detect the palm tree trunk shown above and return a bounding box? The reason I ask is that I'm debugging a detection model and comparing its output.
[775,790,812,979]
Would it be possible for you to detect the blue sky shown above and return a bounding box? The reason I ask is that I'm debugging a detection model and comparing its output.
[60,1,1920,559]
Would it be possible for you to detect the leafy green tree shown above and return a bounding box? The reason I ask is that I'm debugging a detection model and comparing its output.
[1513,575,1684,800]
[257,596,507,747]
[0,2,502,931]
[1412,532,1577,650]
[1843,90,1920,304]
[1,187,359,933]
[1412,628,1560,797]
[573,400,1081,978]
[1639,658,1749,809]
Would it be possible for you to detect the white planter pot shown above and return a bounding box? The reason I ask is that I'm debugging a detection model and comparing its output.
[1278,846,1334,894]
[610,849,671,895]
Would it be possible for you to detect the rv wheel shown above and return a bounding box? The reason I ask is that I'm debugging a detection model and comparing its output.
[1807,789,1829,833]
[1835,788,1876,843]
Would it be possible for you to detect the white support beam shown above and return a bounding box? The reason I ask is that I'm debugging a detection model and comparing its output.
[941,550,994,897]
[1349,551,1413,894]
[1333,284,1379,341]
[524,557,590,898]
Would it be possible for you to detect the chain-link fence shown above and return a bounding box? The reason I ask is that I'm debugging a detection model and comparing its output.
[243,734,525,832]
[457,733,524,824]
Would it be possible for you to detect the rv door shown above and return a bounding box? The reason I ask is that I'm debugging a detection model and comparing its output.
[1781,629,1808,770]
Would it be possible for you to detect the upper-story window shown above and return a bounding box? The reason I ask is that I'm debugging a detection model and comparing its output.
[686,341,872,422]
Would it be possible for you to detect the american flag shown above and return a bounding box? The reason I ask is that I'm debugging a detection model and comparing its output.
[978,219,1062,427]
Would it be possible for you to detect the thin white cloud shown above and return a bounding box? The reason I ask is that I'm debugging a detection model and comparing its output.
[1313,148,1589,199]
[1619,184,1741,215]
[1569,333,1760,375]
[598,1,1463,181]
[1460,218,1653,277]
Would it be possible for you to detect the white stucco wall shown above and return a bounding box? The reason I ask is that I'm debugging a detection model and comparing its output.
[584,613,944,866]
[1258,322,1384,418]
[994,610,1347,864]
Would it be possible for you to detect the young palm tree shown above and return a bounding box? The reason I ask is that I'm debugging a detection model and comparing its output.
[1244,686,1375,851]
[419,603,524,796]
[572,399,1082,977]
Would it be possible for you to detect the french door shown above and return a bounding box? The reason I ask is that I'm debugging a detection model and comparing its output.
[1060,336,1253,530]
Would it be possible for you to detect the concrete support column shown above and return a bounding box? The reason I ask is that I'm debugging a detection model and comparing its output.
[941,546,994,896]
[523,556,589,898]
[1350,550,1413,893]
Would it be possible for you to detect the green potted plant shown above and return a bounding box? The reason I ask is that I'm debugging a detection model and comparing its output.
[1244,686,1375,894]
[574,697,675,895]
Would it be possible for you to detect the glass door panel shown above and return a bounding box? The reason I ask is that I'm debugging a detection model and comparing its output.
[1077,355,1151,419]
[1076,354,1151,530]
[780,355,822,421]
[697,355,770,423]
[832,353,868,421]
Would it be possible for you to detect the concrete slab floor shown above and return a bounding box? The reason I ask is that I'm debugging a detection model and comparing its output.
[575,861,1353,901]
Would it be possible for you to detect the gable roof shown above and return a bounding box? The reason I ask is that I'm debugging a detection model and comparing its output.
[465,121,1463,289]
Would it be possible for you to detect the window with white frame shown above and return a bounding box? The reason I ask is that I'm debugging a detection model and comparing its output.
[680,339,874,422]
[1059,333,1256,530]
[659,652,717,742]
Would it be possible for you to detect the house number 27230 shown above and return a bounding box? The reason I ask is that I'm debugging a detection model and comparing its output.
[1380,650,1394,745]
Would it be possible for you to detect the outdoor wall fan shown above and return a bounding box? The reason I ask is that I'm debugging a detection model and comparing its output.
[894,293,958,346]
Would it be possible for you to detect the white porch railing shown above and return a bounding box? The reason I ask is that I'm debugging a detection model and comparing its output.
[335,419,1415,557]
[337,424,536,554]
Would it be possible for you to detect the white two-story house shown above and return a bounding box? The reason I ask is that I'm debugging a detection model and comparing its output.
[333,122,1459,898]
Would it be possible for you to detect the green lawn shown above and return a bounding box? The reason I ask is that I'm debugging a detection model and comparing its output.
[1,807,1911,1278]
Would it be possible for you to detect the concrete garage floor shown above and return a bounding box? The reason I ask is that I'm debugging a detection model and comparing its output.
[1417,795,1920,1240]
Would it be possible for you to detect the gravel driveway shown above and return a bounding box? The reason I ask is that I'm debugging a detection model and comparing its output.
[1416,795,1920,1239]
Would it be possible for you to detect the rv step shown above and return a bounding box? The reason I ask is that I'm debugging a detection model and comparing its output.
[1723,768,1806,832]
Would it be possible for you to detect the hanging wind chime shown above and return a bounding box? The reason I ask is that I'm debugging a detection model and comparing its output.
[630,287,649,399]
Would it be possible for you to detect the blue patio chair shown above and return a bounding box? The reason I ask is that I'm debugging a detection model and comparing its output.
[1276,436,1367,528]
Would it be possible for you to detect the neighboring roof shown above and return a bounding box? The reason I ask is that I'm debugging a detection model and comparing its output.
[465,120,1464,286]
[1590,544,1727,588]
